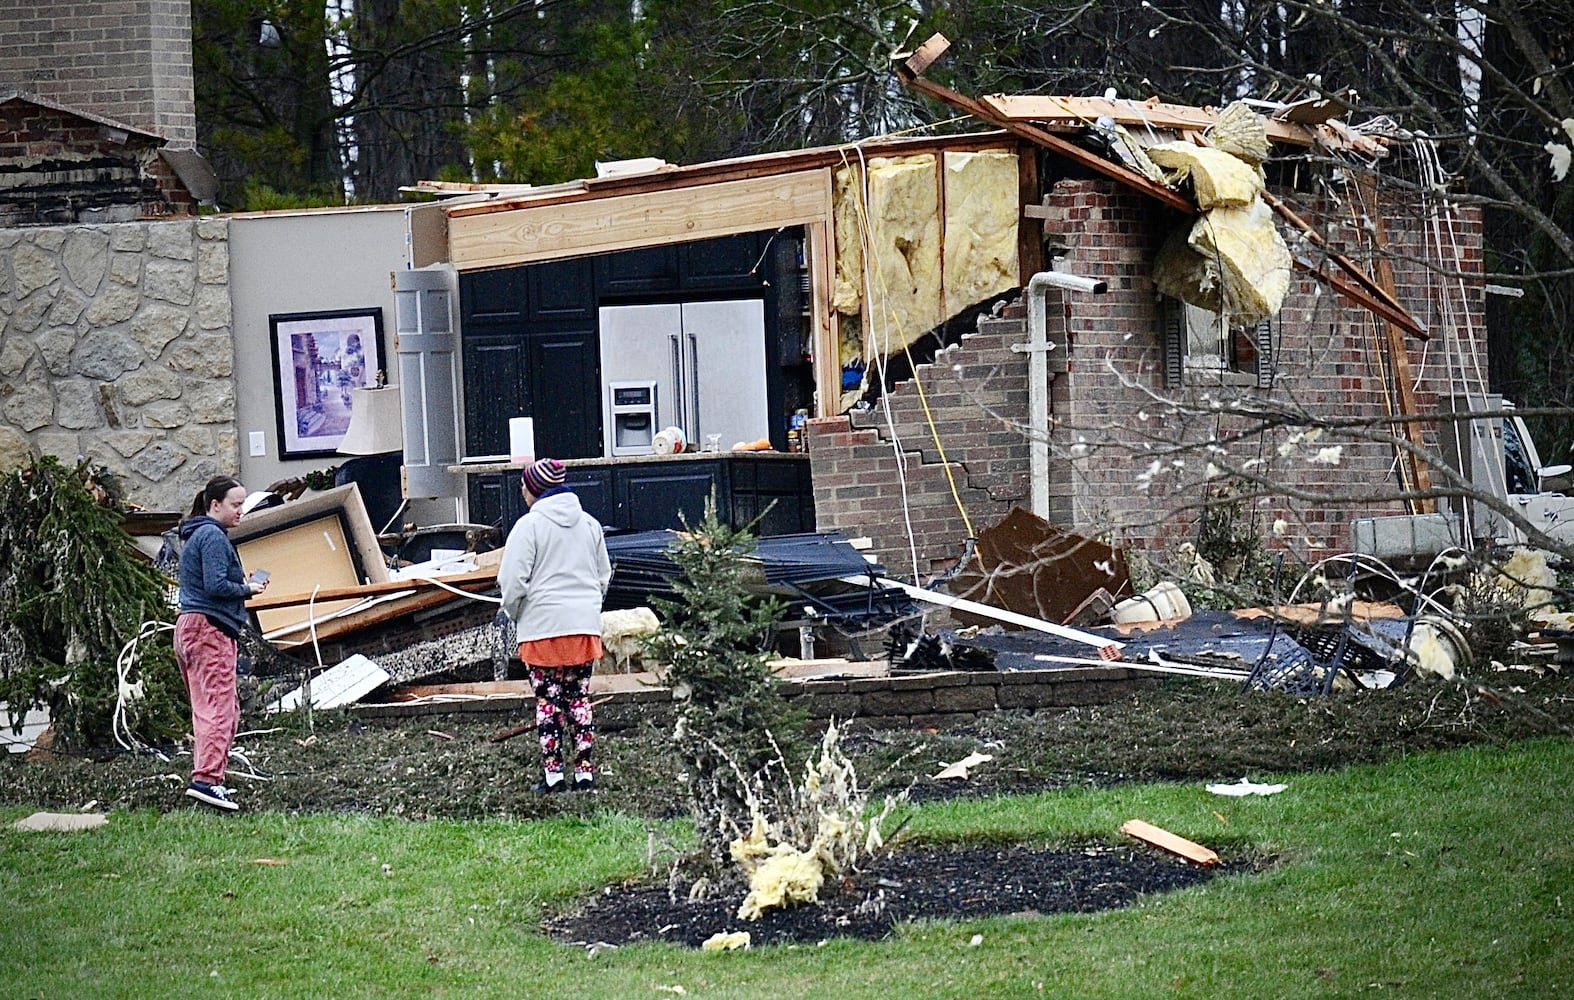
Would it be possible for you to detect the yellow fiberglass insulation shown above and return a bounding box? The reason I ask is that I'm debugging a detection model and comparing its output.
[832,163,864,318]
[863,154,942,358]
[942,149,1020,315]
[1208,101,1273,165]
[1147,142,1264,210]
[1172,199,1292,326]
[730,815,827,921]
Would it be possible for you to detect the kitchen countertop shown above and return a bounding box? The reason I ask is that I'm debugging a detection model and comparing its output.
[449,451,809,474]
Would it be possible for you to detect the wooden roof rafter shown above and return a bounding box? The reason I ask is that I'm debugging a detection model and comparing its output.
[895,33,1428,341]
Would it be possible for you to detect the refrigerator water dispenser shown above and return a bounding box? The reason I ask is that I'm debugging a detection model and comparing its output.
[607,380,658,456]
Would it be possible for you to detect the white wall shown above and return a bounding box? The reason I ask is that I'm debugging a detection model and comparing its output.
[227,206,457,524]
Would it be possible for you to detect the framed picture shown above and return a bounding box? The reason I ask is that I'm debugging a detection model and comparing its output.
[268,308,386,459]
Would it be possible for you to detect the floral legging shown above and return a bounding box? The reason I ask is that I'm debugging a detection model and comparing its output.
[528,663,595,780]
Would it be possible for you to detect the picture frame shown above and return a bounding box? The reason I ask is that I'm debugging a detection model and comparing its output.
[268,308,386,459]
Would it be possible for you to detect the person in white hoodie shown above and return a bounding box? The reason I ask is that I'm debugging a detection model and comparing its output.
[499,458,613,793]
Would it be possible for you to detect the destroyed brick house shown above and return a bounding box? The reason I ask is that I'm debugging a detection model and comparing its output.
[1,14,1488,613]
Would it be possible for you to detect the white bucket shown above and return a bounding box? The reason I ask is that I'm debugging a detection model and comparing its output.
[1110,581,1192,624]
[1406,616,1470,680]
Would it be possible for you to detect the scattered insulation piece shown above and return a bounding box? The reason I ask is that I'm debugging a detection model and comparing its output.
[1207,101,1273,165]
[701,931,752,952]
[1146,143,1263,209]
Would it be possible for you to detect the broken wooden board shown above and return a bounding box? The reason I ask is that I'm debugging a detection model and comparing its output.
[1121,819,1219,867]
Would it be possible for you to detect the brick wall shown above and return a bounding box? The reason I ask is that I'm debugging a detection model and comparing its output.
[0,97,189,224]
[807,312,1032,581]
[0,0,195,147]
[809,177,1487,577]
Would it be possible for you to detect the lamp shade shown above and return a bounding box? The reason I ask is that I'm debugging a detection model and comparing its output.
[338,385,403,455]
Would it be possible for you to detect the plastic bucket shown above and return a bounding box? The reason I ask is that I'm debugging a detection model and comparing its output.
[1110,582,1192,624]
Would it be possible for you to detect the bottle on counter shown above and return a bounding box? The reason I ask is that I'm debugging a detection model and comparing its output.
[787,409,809,453]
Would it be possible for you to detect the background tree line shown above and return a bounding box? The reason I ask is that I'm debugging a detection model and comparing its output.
[193,0,1572,462]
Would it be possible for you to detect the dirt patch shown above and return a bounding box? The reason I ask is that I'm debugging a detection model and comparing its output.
[547,841,1247,948]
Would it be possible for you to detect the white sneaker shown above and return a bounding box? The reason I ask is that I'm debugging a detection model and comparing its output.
[185,781,240,812]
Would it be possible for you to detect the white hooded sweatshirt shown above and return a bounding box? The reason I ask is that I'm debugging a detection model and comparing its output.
[498,490,612,644]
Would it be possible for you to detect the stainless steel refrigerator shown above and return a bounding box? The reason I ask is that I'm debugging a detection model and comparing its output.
[598,300,770,457]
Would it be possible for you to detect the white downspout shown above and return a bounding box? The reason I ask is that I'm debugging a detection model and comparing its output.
[1023,268,1107,518]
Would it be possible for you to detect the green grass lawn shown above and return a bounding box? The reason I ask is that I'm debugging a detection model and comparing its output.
[4,737,1571,999]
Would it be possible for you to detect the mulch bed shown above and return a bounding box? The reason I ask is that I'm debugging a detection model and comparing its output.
[546,841,1236,949]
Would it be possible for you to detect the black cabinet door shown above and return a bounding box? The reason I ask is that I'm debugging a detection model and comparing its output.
[463,338,529,457]
[565,468,615,528]
[616,461,727,532]
[529,330,601,459]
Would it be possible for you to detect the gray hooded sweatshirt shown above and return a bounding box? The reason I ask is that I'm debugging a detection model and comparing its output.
[498,489,612,644]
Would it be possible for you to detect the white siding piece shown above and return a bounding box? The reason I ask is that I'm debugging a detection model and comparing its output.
[269,654,390,713]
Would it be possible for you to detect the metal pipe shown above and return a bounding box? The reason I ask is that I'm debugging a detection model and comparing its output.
[1025,268,1107,517]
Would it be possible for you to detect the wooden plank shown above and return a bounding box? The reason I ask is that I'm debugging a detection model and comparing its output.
[1355,173,1435,511]
[984,94,1315,147]
[249,566,497,611]
[807,214,842,418]
[903,32,952,76]
[895,38,1194,214]
[444,132,1015,221]
[448,169,833,271]
[1121,819,1220,867]
[263,587,486,647]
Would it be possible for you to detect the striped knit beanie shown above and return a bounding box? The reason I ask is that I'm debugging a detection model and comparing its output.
[521,457,567,496]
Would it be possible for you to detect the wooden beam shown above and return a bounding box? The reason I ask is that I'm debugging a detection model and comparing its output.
[1263,190,1427,339]
[248,566,497,612]
[1354,174,1435,509]
[448,170,833,271]
[807,216,842,418]
[896,37,1194,214]
[983,94,1317,147]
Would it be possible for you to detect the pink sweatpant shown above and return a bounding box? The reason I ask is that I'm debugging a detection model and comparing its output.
[175,613,239,784]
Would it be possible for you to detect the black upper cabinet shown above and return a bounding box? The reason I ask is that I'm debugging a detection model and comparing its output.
[598,244,681,296]
[530,258,595,323]
[681,232,769,291]
[460,268,528,327]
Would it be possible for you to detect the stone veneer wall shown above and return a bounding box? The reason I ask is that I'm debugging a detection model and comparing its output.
[0,218,236,510]
[807,178,1488,575]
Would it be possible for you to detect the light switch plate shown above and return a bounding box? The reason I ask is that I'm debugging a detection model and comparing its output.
[248,431,266,457]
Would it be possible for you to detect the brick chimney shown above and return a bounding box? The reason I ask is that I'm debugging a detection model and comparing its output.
[0,0,196,148]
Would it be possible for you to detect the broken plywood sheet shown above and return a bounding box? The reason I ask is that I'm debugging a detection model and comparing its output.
[941,149,1019,315]
[864,154,942,357]
[947,506,1131,628]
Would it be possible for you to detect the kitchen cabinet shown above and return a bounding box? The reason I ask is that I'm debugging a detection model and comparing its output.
[464,455,813,536]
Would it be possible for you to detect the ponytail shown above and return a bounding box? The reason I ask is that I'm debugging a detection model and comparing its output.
[189,475,243,518]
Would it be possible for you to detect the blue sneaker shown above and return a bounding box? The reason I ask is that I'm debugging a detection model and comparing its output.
[185,780,240,812]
